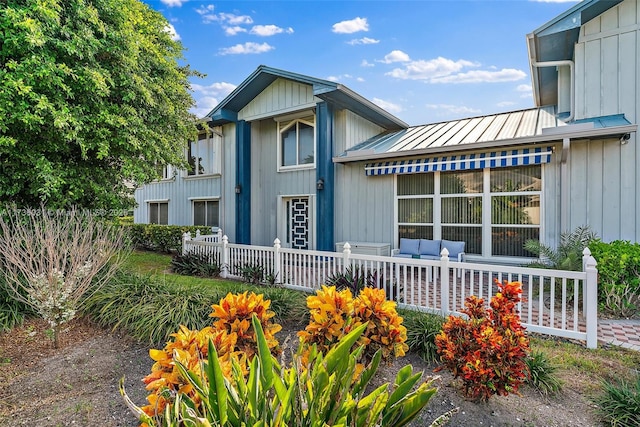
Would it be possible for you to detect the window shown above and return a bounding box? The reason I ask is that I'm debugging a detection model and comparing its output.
[149,202,168,225]
[188,132,221,176]
[155,164,174,180]
[193,200,219,227]
[397,165,542,258]
[278,116,315,169]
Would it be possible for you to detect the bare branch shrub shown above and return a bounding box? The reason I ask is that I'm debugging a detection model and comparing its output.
[0,206,127,347]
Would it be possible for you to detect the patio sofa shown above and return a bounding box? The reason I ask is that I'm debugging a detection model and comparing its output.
[391,238,466,262]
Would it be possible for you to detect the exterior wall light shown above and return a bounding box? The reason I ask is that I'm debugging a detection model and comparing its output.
[235,184,242,194]
[316,178,324,191]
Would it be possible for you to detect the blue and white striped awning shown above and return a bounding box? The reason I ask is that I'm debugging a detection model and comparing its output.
[364,146,554,176]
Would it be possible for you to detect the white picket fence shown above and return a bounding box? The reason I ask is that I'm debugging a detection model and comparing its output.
[182,232,599,348]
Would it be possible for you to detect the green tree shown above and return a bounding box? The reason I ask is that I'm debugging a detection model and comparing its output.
[0,0,199,211]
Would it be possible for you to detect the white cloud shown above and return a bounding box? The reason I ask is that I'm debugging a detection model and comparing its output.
[517,84,532,92]
[191,97,220,118]
[347,37,379,45]
[196,7,254,29]
[219,13,253,25]
[190,82,237,118]
[361,59,375,67]
[425,104,482,116]
[219,42,274,55]
[165,23,180,41]
[430,68,527,84]
[225,26,247,36]
[160,0,187,6]
[356,77,365,82]
[332,17,369,34]
[250,25,294,36]
[326,74,354,82]
[196,4,217,23]
[191,81,236,98]
[373,98,403,114]
[386,57,477,79]
[497,101,516,107]
[380,50,411,64]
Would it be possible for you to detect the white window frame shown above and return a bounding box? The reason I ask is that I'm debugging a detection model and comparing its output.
[147,199,169,225]
[191,198,220,227]
[276,115,316,172]
[186,131,222,178]
[395,165,543,260]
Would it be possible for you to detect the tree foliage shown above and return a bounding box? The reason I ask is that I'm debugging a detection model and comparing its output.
[0,0,199,210]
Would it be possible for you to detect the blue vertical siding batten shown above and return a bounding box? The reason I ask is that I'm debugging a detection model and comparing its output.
[316,102,334,252]
[236,120,251,244]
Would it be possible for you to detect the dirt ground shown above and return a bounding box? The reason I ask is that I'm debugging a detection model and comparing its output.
[0,317,605,427]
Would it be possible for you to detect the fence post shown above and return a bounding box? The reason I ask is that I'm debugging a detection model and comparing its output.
[582,247,591,313]
[440,247,450,316]
[195,229,201,239]
[217,228,223,242]
[274,238,281,285]
[584,251,598,349]
[182,232,191,255]
[221,235,229,279]
[342,242,351,273]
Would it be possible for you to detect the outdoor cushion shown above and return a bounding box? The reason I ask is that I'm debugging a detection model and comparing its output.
[399,237,420,255]
[419,239,441,256]
[441,239,465,258]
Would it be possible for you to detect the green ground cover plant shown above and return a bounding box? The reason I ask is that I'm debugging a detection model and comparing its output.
[401,309,445,363]
[593,375,640,427]
[83,268,307,344]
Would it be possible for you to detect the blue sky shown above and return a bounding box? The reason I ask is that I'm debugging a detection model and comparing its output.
[145,0,580,126]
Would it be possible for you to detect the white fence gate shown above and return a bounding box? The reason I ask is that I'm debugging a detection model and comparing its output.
[182,232,599,348]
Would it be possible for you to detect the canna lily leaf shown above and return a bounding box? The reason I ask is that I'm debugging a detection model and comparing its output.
[206,339,228,424]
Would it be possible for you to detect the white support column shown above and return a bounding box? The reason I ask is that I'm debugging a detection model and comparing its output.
[221,235,229,279]
[584,248,598,349]
[560,137,571,234]
[440,247,450,316]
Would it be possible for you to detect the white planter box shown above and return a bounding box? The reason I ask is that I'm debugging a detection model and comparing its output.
[335,241,391,256]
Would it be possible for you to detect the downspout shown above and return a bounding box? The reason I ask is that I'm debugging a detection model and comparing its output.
[530,60,575,122]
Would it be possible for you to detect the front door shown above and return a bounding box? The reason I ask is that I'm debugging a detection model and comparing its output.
[285,197,309,249]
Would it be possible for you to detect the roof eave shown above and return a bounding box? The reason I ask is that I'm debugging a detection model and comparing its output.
[333,123,637,164]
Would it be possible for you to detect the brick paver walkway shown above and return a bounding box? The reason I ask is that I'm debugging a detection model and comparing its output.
[598,319,640,351]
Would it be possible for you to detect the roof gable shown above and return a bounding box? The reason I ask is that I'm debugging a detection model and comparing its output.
[206,65,407,130]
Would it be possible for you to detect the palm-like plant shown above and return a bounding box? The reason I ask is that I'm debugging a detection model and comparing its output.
[524,225,598,271]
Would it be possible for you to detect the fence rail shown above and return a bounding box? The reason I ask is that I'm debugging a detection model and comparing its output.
[182,232,599,348]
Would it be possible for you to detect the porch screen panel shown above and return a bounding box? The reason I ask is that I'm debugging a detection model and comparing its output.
[398,174,434,240]
[490,165,541,257]
[441,170,482,255]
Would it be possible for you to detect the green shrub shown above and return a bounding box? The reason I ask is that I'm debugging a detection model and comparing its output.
[83,269,307,344]
[593,375,640,427]
[171,252,221,277]
[525,350,562,396]
[402,309,445,363]
[121,317,449,427]
[83,270,228,344]
[124,224,213,253]
[589,240,640,317]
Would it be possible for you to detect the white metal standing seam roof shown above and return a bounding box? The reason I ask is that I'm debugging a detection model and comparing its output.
[334,106,636,163]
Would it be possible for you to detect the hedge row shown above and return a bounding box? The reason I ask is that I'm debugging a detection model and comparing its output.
[589,240,640,317]
[123,224,214,253]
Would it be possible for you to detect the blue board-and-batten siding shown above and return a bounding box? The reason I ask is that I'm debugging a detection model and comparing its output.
[316,102,334,252]
[236,120,251,244]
